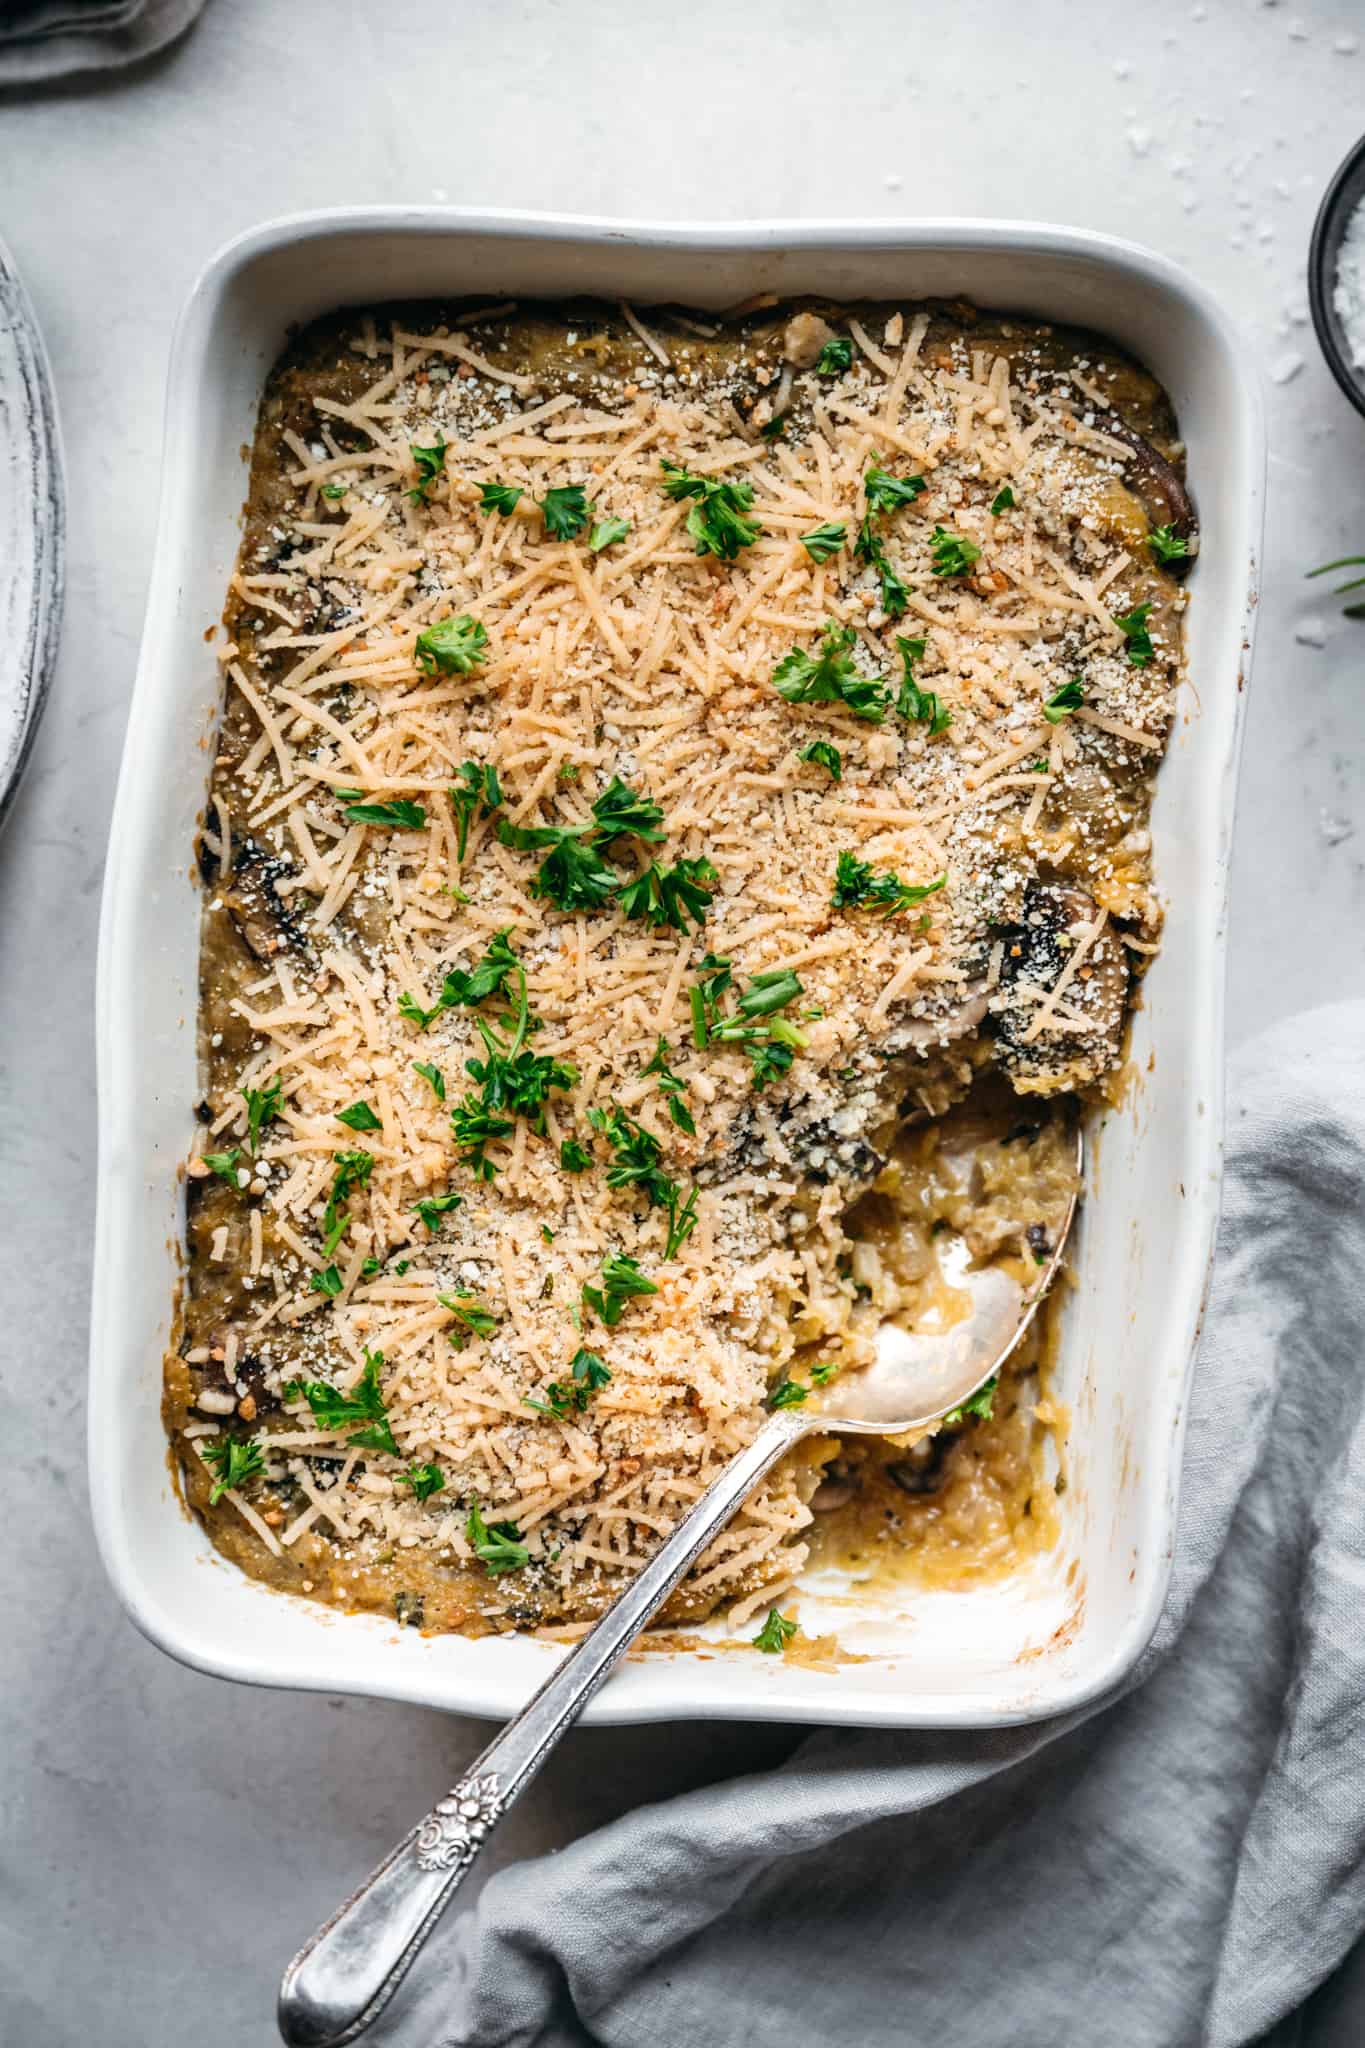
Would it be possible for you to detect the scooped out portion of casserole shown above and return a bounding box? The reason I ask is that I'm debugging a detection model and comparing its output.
[167,296,1191,1639]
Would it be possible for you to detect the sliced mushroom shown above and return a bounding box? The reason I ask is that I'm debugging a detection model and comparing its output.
[1100,413,1199,578]
[990,883,1129,1095]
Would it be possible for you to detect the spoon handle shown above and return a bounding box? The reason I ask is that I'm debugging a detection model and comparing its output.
[277,1409,805,2047]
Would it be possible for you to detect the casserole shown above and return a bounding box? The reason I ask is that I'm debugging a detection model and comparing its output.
[92,211,1263,1727]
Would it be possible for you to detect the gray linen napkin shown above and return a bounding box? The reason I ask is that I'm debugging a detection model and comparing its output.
[379,999,1365,2048]
[0,0,204,82]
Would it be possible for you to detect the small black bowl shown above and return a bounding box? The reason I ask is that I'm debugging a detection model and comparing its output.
[1309,130,1365,419]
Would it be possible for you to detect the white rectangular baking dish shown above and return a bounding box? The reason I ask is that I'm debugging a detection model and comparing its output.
[91,211,1263,1727]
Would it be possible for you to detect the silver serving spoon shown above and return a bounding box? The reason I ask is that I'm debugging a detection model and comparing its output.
[278,1124,1083,2047]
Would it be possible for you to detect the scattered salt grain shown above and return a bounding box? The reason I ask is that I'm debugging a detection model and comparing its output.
[1294,616,1328,648]
[1270,351,1304,384]
[1320,810,1354,847]
[1127,126,1152,157]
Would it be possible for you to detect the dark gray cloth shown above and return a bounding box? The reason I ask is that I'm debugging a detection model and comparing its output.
[0,0,203,81]
[385,1002,1365,2048]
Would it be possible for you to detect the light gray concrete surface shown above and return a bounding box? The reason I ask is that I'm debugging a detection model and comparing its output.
[3,2,1365,2041]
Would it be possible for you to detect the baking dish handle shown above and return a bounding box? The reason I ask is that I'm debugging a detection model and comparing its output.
[277,1409,805,2047]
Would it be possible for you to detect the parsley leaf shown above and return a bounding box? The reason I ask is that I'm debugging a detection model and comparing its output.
[1147,523,1189,564]
[642,1036,696,1134]
[333,792,427,830]
[663,1184,699,1260]
[659,458,763,560]
[408,434,447,504]
[466,1500,529,1574]
[201,1434,264,1506]
[496,817,619,913]
[768,1378,809,1410]
[203,1148,242,1187]
[523,1347,613,1420]
[865,466,926,513]
[399,928,519,1032]
[852,519,909,618]
[1114,602,1154,666]
[587,1104,677,1211]
[321,481,348,501]
[540,484,591,540]
[990,485,1016,515]
[448,1098,515,1179]
[415,614,488,676]
[809,1358,839,1386]
[449,760,502,860]
[286,1350,397,1454]
[1043,677,1086,723]
[773,620,888,722]
[321,1147,375,1255]
[753,1606,798,1653]
[438,1291,498,1348]
[832,850,946,917]
[814,336,853,376]
[560,1137,593,1172]
[241,1075,283,1153]
[705,969,807,1091]
[398,1463,446,1502]
[311,1264,343,1298]
[800,522,847,564]
[941,1375,997,1427]
[589,516,631,552]
[412,1190,461,1232]
[733,968,804,1020]
[479,481,523,515]
[413,1060,445,1102]
[893,635,951,735]
[618,856,718,933]
[929,526,982,577]
[589,776,666,848]
[582,1251,659,1326]
[336,1100,381,1133]
[798,738,842,781]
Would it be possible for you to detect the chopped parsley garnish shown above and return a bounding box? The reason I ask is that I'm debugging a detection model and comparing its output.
[735,969,804,1020]
[814,336,853,376]
[333,791,427,830]
[413,1060,445,1102]
[990,485,1016,515]
[929,526,982,577]
[800,521,847,564]
[808,1358,839,1386]
[589,516,631,552]
[941,1375,997,1427]
[336,1100,381,1133]
[893,635,951,736]
[759,413,787,441]
[466,1501,529,1574]
[412,1190,461,1232]
[853,521,909,619]
[559,1137,593,1172]
[438,1291,497,1347]
[618,856,718,934]
[642,1036,696,1134]
[203,1148,242,1187]
[582,1251,658,1326]
[498,776,666,914]
[1043,677,1086,723]
[415,613,488,676]
[201,1435,264,1506]
[479,480,523,515]
[310,1264,342,1297]
[523,1347,612,1420]
[768,1378,810,1410]
[285,1350,397,1454]
[659,458,763,560]
[399,928,519,1032]
[588,1105,678,1211]
[798,738,842,781]
[753,1606,798,1653]
[1114,601,1154,666]
[663,1184,699,1260]
[1147,523,1189,564]
[398,1463,446,1502]
[703,968,807,1090]
[449,760,502,860]
[408,434,447,504]
[241,1075,283,1153]
[864,466,926,513]
[832,850,946,918]
[321,481,348,501]
[321,1147,375,1255]
[448,1099,515,1180]
[774,620,887,722]
[539,484,592,540]
[588,776,666,848]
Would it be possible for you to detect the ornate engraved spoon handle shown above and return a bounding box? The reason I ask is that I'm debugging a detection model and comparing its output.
[277,1411,804,2047]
